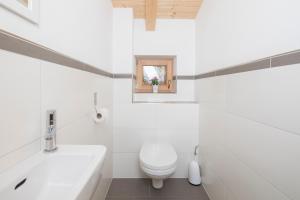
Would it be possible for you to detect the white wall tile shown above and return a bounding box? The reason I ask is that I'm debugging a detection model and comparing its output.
[201,143,290,200]
[0,139,40,173]
[171,152,194,178]
[196,76,226,105]
[134,19,195,75]
[113,153,145,178]
[114,103,157,129]
[202,167,227,200]
[114,127,157,153]
[0,50,113,197]
[218,149,289,200]
[196,65,300,200]
[227,64,300,135]
[225,113,300,200]
[113,9,134,73]
[176,80,196,101]
[113,80,199,178]
[0,50,41,173]
[56,115,95,145]
[113,103,198,178]
[134,80,196,102]
[92,75,114,107]
[156,128,198,153]
[41,61,94,130]
[155,104,198,130]
[113,79,133,105]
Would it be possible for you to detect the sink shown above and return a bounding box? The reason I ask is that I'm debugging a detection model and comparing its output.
[0,145,106,200]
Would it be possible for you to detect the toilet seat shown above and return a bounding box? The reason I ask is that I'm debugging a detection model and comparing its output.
[140,143,177,171]
[141,165,177,178]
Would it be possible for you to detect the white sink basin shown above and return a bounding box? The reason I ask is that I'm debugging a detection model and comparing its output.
[0,145,106,200]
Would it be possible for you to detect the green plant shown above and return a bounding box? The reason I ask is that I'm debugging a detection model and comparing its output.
[151,77,159,86]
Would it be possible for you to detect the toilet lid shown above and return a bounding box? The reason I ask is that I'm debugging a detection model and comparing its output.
[140,143,177,170]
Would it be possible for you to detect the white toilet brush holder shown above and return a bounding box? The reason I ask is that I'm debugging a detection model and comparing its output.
[188,145,201,185]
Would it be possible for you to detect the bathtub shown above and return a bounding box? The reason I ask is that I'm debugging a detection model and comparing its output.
[0,145,106,200]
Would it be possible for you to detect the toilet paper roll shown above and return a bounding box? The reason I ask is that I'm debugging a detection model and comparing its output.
[93,108,108,124]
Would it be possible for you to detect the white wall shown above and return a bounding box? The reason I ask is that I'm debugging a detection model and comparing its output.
[0,49,114,199]
[134,19,195,75]
[196,65,300,200]
[195,0,300,200]
[0,50,41,173]
[112,11,199,178]
[113,8,133,74]
[195,0,300,74]
[0,0,113,72]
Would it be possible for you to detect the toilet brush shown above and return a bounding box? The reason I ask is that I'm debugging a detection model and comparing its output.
[188,145,201,185]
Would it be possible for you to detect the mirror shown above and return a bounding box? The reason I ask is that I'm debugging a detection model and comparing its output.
[0,0,39,24]
[16,0,29,7]
[143,65,166,85]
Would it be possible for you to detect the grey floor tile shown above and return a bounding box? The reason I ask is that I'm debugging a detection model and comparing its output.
[133,198,203,200]
[107,178,150,198]
[106,178,209,200]
[149,179,209,200]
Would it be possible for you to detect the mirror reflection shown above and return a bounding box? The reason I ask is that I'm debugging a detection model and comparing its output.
[16,0,29,7]
[143,65,166,85]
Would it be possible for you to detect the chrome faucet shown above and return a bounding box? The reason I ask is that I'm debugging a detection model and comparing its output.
[45,110,57,152]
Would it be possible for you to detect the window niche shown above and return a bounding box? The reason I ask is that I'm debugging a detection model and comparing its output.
[134,56,176,93]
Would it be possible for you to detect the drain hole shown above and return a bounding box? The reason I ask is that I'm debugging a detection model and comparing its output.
[14,178,27,190]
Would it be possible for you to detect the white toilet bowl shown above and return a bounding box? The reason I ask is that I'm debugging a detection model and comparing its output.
[139,143,177,189]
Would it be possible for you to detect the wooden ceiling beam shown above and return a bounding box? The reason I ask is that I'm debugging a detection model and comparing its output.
[145,0,158,31]
[112,0,203,19]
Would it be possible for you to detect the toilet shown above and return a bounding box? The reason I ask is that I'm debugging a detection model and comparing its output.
[139,143,177,189]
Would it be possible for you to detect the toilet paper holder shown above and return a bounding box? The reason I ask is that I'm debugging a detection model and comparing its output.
[194,145,199,156]
[95,107,103,120]
[94,92,101,118]
[94,92,100,114]
[93,92,106,123]
[94,92,98,107]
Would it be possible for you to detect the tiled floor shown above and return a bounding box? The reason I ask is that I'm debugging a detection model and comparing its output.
[106,178,210,200]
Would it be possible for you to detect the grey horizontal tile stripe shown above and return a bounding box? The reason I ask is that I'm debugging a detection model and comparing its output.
[3,29,299,80]
[195,49,300,80]
[195,72,215,79]
[133,101,198,104]
[271,51,300,68]
[215,58,270,76]
[177,75,196,80]
[113,74,132,79]
[114,74,197,80]
[0,29,113,78]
